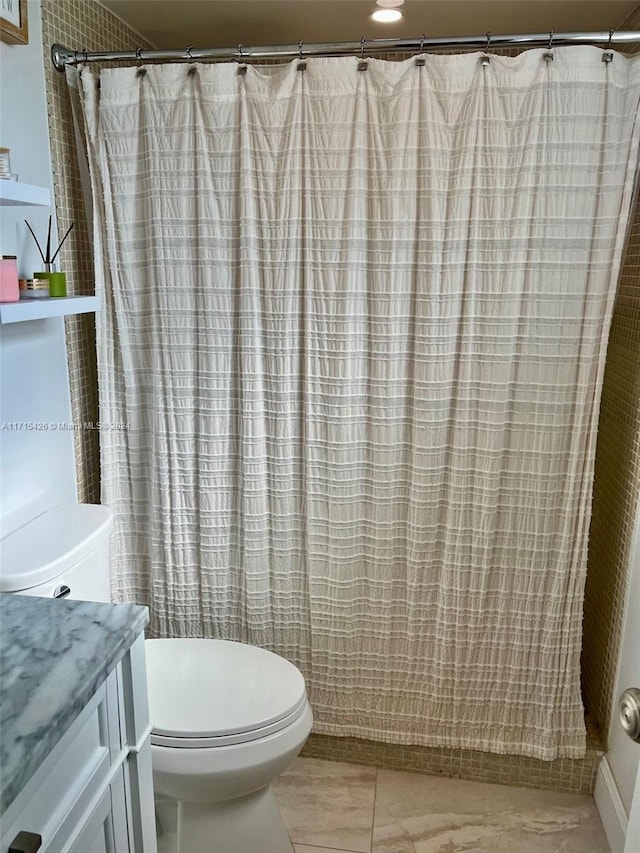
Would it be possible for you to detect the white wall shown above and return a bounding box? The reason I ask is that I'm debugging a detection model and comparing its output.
[0,0,56,276]
[0,0,77,537]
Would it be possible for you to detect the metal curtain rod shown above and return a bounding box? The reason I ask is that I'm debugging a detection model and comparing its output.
[51,30,640,71]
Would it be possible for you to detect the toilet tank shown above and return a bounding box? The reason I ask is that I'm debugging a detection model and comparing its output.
[0,504,113,602]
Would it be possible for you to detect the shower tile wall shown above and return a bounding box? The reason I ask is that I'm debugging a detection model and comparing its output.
[301,720,604,796]
[39,0,640,793]
[581,4,640,741]
[40,0,152,503]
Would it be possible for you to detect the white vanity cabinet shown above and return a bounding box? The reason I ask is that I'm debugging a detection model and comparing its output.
[0,636,157,853]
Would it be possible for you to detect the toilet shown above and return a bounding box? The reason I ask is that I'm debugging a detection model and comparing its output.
[0,503,313,853]
[147,637,312,853]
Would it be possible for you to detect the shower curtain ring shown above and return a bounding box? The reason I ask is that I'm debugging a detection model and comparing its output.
[185,44,194,62]
[82,47,88,64]
[358,37,368,70]
[481,32,491,65]
[135,47,146,75]
[602,29,614,62]
[236,43,247,74]
[544,30,554,61]
[415,34,426,66]
[297,39,307,70]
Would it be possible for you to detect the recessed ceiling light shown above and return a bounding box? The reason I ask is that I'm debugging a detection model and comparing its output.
[372,9,403,23]
[376,0,405,7]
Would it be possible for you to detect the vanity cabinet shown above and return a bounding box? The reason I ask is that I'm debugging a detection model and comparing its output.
[0,635,157,853]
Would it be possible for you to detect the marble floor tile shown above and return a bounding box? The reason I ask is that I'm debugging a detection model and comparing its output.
[372,769,610,853]
[273,757,377,853]
[293,847,362,853]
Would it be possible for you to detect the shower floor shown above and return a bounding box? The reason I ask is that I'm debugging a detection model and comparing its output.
[272,756,610,853]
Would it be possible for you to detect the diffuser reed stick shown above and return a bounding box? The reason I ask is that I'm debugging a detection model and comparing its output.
[24,220,46,265]
[44,215,51,268]
[24,218,74,268]
[50,223,74,265]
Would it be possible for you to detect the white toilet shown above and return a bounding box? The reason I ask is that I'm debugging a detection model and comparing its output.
[0,504,313,853]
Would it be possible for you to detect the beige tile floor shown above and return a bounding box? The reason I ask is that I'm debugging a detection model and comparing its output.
[273,757,611,853]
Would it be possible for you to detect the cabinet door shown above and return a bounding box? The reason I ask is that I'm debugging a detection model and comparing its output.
[66,769,129,853]
[65,789,112,853]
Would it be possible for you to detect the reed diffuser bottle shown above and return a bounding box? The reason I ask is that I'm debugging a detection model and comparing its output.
[25,216,74,298]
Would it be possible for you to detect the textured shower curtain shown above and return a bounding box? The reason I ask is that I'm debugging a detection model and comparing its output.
[73,47,640,759]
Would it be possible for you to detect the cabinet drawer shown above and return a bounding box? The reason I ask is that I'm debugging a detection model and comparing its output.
[1,674,121,853]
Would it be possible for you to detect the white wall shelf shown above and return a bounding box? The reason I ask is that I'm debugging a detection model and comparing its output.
[0,296,99,324]
[0,180,51,207]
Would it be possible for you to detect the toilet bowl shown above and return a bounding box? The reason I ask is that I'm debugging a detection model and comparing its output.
[145,638,313,853]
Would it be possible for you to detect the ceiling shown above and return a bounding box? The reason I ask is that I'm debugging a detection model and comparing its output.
[99,0,639,50]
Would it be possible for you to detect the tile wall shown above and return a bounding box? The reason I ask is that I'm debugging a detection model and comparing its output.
[301,720,604,795]
[40,0,152,503]
[39,0,640,792]
[581,3,640,741]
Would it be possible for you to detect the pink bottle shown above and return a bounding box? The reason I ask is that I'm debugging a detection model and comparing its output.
[0,255,19,303]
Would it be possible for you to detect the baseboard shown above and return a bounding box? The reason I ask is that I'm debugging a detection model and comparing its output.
[594,757,628,853]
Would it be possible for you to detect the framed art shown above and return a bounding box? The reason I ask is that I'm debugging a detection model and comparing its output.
[0,0,28,45]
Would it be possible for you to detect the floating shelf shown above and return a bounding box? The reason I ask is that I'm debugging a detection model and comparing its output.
[0,180,51,207]
[0,296,99,324]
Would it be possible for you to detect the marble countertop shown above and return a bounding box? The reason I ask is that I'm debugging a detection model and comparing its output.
[0,594,149,816]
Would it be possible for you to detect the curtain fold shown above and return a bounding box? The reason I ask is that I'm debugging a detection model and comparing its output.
[74,47,640,759]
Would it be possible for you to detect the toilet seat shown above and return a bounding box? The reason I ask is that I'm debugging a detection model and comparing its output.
[145,638,308,749]
[151,693,309,748]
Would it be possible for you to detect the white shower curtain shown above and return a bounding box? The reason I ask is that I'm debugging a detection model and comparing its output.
[74,47,640,759]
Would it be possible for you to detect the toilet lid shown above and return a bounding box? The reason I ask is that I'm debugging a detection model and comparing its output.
[145,638,307,741]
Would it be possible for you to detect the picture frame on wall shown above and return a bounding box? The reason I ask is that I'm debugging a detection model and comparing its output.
[0,0,28,45]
